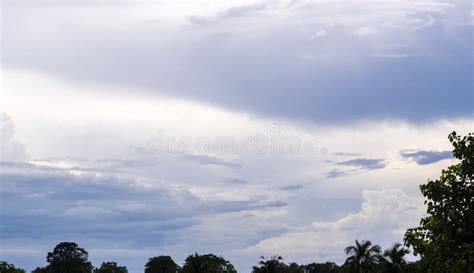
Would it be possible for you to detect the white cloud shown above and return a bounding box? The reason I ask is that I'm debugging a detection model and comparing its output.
[354,26,378,37]
[311,29,327,39]
[0,112,29,161]
[246,188,425,263]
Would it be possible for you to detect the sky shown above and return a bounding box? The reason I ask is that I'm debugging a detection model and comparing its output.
[0,0,473,272]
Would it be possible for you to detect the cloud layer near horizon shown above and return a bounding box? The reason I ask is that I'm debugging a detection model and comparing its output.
[0,78,470,271]
[247,189,424,262]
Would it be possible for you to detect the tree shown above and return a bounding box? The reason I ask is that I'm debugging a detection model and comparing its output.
[0,262,26,273]
[251,256,288,273]
[181,253,237,273]
[381,243,409,273]
[287,262,304,273]
[31,267,49,273]
[144,256,178,273]
[343,240,381,273]
[404,132,474,273]
[403,261,423,273]
[46,242,93,273]
[304,262,340,273]
[94,262,127,273]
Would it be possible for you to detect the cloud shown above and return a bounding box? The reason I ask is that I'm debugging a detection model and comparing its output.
[0,112,29,162]
[311,29,327,39]
[371,53,414,59]
[331,152,362,157]
[221,177,249,185]
[326,158,386,178]
[187,2,274,25]
[325,169,352,178]
[179,154,241,168]
[353,26,378,37]
[0,160,285,245]
[0,157,291,272]
[1,67,472,272]
[95,158,160,169]
[400,150,452,165]
[1,1,471,124]
[336,158,386,170]
[26,157,160,174]
[246,189,424,264]
[280,184,306,191]
[133,146,241,168]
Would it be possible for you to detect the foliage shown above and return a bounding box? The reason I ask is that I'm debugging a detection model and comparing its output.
[145,256,178,273]
[0,262,26,273]
[31,267,48,273]
[343,240,381,273]
[251,256,288,273]
[380,243,409,273]
[402,261,424,273]
[286,262,304,273]
[181,253,237,273]
[251,257,310,273]
[404,132,474,273]
[305,262,340,273]
[94,262,128,273]
[46,242,93,273]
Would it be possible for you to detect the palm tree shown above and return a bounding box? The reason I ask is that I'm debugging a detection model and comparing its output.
[344,240,381,273]
[382,243,410,273]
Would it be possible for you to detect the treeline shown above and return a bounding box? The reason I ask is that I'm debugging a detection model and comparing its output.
[0,239,421,273]
[1,133,472,273]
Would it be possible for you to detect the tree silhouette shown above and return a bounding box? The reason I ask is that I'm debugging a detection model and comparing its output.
[251,256,288,273]
[181,253,237,273]
[381,243,409,273]
[145,256,178,273]
[287,262,304,273]
[0,261,26,273]
[404,132,474,273]
[31,267,48,273]
[94,262,128,273]
[343,240,381,273]
[46,242,93,273]
[305,262,340,273]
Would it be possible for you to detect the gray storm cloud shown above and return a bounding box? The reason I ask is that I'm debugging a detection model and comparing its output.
[1,0,472,124]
